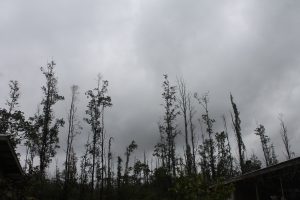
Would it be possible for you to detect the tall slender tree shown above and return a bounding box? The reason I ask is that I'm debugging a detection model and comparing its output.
[187,93,197,174]
[159,75,180,176]
[153,123,167,168]
[199,133,210,182]
[230,93,246,173]
[67,147,78,185]
[177,78,192,175]
[79,136,91,199]
[215,131,232,178]
[100,108,107,200]
[0,80,25,149]
[195,92,216,181]
[107,137,114,191]
[64,85,80,198]
[38,60,65,176]
[124,140,138,183]
[254,124,278,166]
[84,74,112,192]
[198,115,210,182]
[117,156,123,191]
[24,107,42,173]
[278,114,294,160]
[222,115,233,176]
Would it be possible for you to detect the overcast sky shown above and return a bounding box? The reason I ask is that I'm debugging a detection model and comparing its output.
[1,0,300,174]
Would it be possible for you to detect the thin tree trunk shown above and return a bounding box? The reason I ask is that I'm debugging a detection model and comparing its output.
[222,115,233,176]
[188,94,196,174]
[100,107,105,200]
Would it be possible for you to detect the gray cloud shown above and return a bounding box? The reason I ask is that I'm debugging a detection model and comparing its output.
[1,0,300,172]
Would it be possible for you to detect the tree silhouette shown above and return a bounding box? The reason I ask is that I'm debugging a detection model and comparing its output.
[195,92,216,181]
[38,60,64,177]
[63,85,80,198]
[278,114,294,160]
[124,140,138,184]
[177,78,193,175]
[0,80,26,150]
[230,94,246,174]
[160,75,180,176]
[84,74,112,193]
[254,124,278,166]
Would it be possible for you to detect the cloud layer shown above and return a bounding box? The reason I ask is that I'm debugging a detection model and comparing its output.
[1,0,300,173]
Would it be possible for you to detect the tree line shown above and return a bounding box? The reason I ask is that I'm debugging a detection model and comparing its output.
[0,60,296,200]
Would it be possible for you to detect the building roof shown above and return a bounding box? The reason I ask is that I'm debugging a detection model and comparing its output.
[0,135,23,178]
[226,156,300,184]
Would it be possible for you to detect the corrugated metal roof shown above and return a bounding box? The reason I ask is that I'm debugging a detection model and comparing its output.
[225,156,300,184]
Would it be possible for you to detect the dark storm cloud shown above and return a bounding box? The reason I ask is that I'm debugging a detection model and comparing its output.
[134,0,300,159]
[1,0,300,171]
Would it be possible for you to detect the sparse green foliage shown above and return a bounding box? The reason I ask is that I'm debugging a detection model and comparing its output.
[205,179,234,200]
[0,80,26,150]
[177,78,193,175]
[230,94,246,174]
[244,153,262,172]
[4,71,299,200]
[254,124,278,166]
[172,175,233,200]
[215,131,232,178]
[278,115,294,160]
[155,75,180,177]
[199,135,211,182]
[84,74,112,192]
[24,108,42,173]
[64,85,80,198]
[124,140,138,183]
[195,92,216,181]
[117,156,123,190]
[79,136,91,199]
[38,60,65,176]
[153,123,167,168]
[172,175,205,200]
[107,137,114,191]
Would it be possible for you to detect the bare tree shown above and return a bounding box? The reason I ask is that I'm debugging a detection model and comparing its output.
[230,93,246,174]
[100,108,107,200]
[177,78,192,175]
[124,140,138,183]
[117,156,123,190]
[278,114,294,160]
[222,115,233,176]
[64,85,80,198]
[79,135,91,199]
[195,92,216,180]
[187,93,197,174]
[107,137,114,191]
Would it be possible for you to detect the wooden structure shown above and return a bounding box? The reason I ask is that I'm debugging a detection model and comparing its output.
[227,157,300,200]
[0,135,23,179]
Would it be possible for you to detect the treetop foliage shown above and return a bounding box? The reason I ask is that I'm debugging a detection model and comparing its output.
[0,68,295,200]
